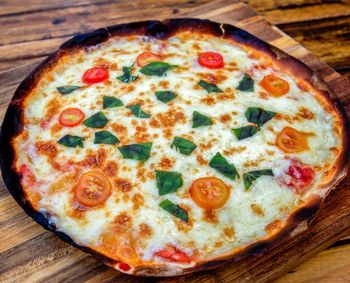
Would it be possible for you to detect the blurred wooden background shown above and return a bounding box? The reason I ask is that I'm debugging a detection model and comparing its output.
[0,0,349,282]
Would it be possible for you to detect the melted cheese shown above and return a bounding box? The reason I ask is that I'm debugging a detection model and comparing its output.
[14,32,341,269]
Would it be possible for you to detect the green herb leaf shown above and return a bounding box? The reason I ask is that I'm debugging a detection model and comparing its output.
[159,199,188,222]
[139,62,177,77]
[245,107,276,127]
[127,104,151,118]
[94,130,119,145]
[118,142,152,161]
[243,169,274,190]
[117,64,138,83]
[232,125,259,140]
[58,134,84,148]
[209,152,239,180]
[170,137,197,156]
[155,170,183,195]
[103,96,123,109]
[83,111,109,128]
[192,111,213,128]
[56,86,80,95]
[198,80,223,93]
[237,74,254,92]
[155,91,177,103]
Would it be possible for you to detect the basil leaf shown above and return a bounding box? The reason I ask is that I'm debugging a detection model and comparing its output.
[237,74,254,92]
[118,142,152,161]
[94,130,119,145]
[159,199,188,223]
[58,134,84,148]
[245,107,276,127]
[243,169,274,190]
[117,64,138,83]
[83,111,109,128]
[155,91,177,103]
[209,152,239,180]
[127,104,151,118]
[192,111,213,128]
[198,80,223,93]
[232,125,259,140]
[139,62,177,77]
[170,137,197,156]
[155,170,183,195]
[103,96,123,108]
[56,86,80,95]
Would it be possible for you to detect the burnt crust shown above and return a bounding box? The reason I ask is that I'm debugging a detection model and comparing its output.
[0,18,348,277]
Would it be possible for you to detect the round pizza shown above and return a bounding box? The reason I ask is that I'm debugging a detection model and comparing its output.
[0,19,348,276]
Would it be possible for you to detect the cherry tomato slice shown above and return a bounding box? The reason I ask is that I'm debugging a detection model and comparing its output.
[260,74,290,97]
[136,52,162,67]
[82,67,109,84]
[154,245,191,263]
[59,108,85,127]
[286,163,315,193]
[74,171,112,207]
[118,262,131,272]
[276,126,310,153]
[198,52,224,69]
[189,177,230,209]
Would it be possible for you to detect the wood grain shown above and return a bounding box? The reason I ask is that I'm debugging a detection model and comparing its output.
[0,0,349,282]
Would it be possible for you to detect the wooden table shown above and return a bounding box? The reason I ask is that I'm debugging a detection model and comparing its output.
[0,1,349,282]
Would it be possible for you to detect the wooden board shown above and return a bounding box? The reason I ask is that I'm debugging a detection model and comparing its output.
[0,0,349,282]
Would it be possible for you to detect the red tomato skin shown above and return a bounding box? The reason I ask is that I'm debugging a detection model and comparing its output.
[118,262,131,272]
[286,163,315,193]
[59,108,85,127]
[82,67,109,84]
[154,246,191,263]
[198,52,224,69]
[136,52,161,67]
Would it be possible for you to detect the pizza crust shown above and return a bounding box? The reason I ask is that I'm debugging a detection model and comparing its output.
[0,18,348,276]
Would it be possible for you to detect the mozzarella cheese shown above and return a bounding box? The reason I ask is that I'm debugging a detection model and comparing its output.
[13,31,341,271]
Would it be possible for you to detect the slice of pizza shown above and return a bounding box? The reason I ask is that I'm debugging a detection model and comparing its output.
[0,19,347,276]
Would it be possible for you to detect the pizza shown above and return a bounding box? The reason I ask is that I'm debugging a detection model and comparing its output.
[0,19,348,276]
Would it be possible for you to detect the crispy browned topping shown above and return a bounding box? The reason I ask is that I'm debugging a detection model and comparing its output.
[200,95,216,105]
[251,203,265,217]
[220,114,231,123]
[223,146,247,156]
[132,193,145,210]
[265,219,282,234]
[82,148,106,168]
[158,156,174,170]
[223,226,235,239]
[197,72,227,84]
[139,223,153,238]
[196,154,208,166]
[298,107,315,120]
[203,210,218,224]
[114,212,132,232]
[115,178,133,192]
[35,141,57,158]
[103,161,118,177]
[159,80,170,88]
[156,109,186,128]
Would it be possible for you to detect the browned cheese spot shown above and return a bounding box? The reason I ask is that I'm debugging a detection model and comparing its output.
[158,156,175,170]
[139,223,153,238]
[132,193,145,210]
[115,178,133,193]
[251,203,265,217]
[81,148,106,168]
[265,219,282,234]
[103,161,118,177]
[203,210,218,224]
[114,212,133,233]
[35,141,58,158]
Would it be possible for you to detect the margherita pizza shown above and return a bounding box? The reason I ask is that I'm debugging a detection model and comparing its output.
[0,19,348,276]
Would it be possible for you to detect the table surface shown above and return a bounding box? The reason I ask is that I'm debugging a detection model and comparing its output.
[0,0,349,282]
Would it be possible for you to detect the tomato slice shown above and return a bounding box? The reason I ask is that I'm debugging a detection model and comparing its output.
[154,245,191,263]
[118,262,131,272]
[286,162,315,193]
[198,52,224,69]
[276,126,310,153]
[74,171,112,207]
[189,177,230,209]
[59,108,85,127]
[136,52,161,67]
[82,67,109,84]
[260,74,290,97]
